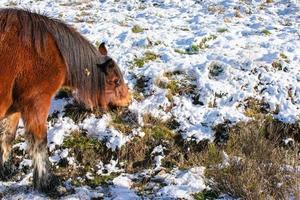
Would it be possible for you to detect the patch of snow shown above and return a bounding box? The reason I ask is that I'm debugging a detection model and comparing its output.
[62,186,103,200]
[109,175,140,200]
[156,167,207,199]
[48,117,79,152]
[151,145,165,170]
[97,160,123,176]
[129,91,172,126]
[80,114,129,150]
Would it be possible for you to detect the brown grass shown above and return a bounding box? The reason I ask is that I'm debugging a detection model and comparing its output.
[205,117,300,199]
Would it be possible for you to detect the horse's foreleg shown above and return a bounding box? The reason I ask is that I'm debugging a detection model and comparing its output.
[22,97,58,192]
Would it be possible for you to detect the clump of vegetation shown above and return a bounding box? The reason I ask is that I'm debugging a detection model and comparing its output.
[165,70,202,104]
[271,53,290,71]
[272,60,283,70]
[193,189,219,200]
[143,114,179,130]
[132,75,151,101]
[132,25,144,33]
[134,75,149,93]
[116,20,128,27]
[63,103,94,123]
[166,80,180,95]
[158,71,199,104]
[175,44,200,55]
[132,91,144,101]
[243,97,270,118]
[198,34,218,50]
[208,62,226,79]
[82,173,118,188]
[207,5,225,15]
[280,53,289,62]
[204,118,300,199]
[261,29,271,36]
[62,131,112,166]
[174,49,187,54]
[234,10,242,18]
[217,28,228,33]
[133,51,159,68]
[279,52,290,64]
[118,114,179,172]
[109,109,138,134]
[117,113,201,173]
[175,35,217,55]
[146,38,162,47]
[164,70,183,78]
[55,131,118,187]
[187,44,200,54]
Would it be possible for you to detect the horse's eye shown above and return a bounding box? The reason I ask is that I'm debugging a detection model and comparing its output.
[115,79,120,86]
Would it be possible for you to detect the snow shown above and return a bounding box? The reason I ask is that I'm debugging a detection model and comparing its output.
[48,117,79,152]
[96,160,123,176]
[80,114,129,150]
[62,187,104,200]
[0,0,299,199]
[156,167,207,200]
[109,175,140,200]
[151,145,165,170]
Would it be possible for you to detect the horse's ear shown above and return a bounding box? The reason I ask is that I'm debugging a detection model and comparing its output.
[98,42,108,56]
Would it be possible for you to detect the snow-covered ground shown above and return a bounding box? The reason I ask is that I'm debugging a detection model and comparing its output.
[0,0,300,199]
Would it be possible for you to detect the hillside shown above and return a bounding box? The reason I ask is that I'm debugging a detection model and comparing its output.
[0,0,300,199]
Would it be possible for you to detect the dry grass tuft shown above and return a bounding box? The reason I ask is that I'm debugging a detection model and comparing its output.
[243,97,270,118]
[205,118,300,199]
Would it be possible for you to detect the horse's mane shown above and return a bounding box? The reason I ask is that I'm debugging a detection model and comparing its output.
[0,8,106,107]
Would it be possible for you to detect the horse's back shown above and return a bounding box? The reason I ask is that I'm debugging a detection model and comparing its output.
[0,11,66,116]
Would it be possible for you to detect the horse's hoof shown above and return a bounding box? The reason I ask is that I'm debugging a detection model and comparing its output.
[0,159,16,181]
[33,173,60,195]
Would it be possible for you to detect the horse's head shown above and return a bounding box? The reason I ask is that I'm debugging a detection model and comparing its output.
[97,43,131,109]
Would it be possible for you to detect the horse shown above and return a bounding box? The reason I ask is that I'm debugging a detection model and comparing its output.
[0,8,131,192]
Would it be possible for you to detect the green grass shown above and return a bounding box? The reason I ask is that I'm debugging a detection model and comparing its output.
[261,29,271,36]
[63,131,104,152]
[133,51,159,68]
[71,172,118,188]
[199,34,217,49]
[174,49,188,54]
[193,190,219,200]
[86,173,118,187]
[217,28,228,33]
[132,25,144,33]
[166,80,180,95]
[175,34,217,55]
[145,125,175,141]
[272,60,283,70]
[280,53,288,60]
[280,53,290,63]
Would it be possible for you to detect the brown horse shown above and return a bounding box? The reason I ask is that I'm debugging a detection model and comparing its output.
[0,8,130,192]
